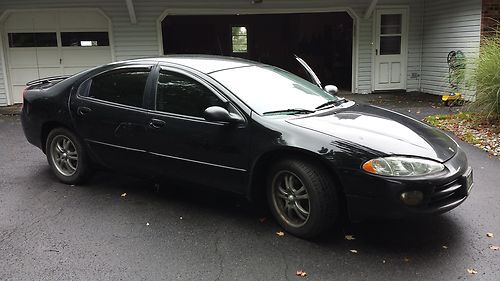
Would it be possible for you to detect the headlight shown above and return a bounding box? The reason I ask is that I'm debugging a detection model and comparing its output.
[362,156,445,177]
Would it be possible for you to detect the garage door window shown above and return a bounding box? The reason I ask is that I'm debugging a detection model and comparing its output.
[88,68,150,108]
[61,32,110,47]
[156,70,225,117]
[8,32,57,47]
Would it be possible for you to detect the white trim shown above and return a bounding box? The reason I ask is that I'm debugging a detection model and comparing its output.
[125,0,137,24]
[364,0,379,19]
[156,7,360,93]
[0,30,11,105]
[0,8,115,105]
[371,6,409,92]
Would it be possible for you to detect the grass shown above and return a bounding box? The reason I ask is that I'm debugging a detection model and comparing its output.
[468,28,500,120]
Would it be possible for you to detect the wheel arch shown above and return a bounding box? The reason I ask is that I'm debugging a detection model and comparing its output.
[40,121,72,153]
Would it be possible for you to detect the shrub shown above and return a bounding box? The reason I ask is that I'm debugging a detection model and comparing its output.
[470,29,500,120]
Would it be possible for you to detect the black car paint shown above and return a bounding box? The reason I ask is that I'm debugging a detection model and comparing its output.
[21,56,471,221]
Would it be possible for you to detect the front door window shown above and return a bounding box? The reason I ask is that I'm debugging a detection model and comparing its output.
[379,14,402,55]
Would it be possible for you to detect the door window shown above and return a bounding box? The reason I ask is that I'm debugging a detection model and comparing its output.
[379,14,402,55]
[156,70,225,117]
[88,68,150,107]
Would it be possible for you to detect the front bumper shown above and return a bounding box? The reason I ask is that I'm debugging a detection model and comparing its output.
[342,148,473,222]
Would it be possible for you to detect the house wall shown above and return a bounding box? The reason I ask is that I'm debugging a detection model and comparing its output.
[420,0,482,97]
[0,0,425,106]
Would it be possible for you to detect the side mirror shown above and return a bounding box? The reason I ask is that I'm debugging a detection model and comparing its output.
[324,85,338,95]
[203,106,244,125]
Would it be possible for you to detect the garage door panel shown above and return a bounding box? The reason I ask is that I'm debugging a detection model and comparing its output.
[38,67,63,78]
[35,48,60,67]
[12,85,26,103]
[63,67,91,75]
[59,11,108,30]
[8,49,38,67]
[61,48,111,66]
[10,68,40,85]
[33,12,59,30]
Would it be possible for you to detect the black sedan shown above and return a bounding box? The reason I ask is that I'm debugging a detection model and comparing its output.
[21,55,473,238]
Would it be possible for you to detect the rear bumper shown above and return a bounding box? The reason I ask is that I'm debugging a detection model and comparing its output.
[342,149,472,222]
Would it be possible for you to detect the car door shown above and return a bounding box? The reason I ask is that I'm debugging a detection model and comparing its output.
[69,64,155,174]
[145,66,250,192]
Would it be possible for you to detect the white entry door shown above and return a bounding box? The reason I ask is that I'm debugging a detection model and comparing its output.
[374,9,408,91]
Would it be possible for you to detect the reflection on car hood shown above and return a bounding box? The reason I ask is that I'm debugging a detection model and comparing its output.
[286,103,457,162]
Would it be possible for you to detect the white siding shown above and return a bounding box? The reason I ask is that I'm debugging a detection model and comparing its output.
[0,25,6,105]
[420,0,482,97]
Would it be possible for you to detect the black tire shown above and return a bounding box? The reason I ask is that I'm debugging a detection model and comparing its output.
[45,127,91,184]
[266,159,338,239]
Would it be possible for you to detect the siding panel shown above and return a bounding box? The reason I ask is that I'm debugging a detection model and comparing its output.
[420,0,482,97]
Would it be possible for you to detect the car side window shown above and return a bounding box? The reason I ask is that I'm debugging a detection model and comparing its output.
[88,68,150,108]
[156,70,226,117]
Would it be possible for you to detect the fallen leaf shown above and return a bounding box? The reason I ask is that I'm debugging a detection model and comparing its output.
[296,270,307,277]
[403,257,410,262]
[179,216,183,220]
[489,245,500,251]
[442,245,448,249]
[344,234,355,241]
[120,193,127,197]
[486,232,494,238]
[259,217,267,223]
[349,249,358,254]
[467,269,478,275]
[382,260,386,264]
[276,231,285,237]
[146,222,150,226]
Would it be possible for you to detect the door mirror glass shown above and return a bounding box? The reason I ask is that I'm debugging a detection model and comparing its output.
[203,106,244,125]
[324,85,338,95]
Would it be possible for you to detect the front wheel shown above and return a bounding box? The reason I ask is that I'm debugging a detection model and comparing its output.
[46,127,90,184]
[267,159,339,239]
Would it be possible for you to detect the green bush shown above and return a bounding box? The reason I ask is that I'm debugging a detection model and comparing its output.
[470,29,500,120]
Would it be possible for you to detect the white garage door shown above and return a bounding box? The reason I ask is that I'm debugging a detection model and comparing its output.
[4,10,112,104]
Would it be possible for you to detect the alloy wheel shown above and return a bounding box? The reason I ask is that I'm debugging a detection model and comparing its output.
[50,135,79,177]
[271,171,311,228]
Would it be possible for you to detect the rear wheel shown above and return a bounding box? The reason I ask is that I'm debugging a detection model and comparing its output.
[46,128,90,184]
[267,159,338,238]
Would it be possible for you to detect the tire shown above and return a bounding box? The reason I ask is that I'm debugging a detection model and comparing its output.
[45,127,91,184]
[266,159,338,239]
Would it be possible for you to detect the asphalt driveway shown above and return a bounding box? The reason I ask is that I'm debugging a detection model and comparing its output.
[1,101,499,280]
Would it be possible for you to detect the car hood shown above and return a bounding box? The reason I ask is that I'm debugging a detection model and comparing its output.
[286,103,457,162]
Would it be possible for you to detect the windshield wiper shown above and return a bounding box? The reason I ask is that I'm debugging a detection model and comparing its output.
[315,98,348,110]
[263,108,316,116]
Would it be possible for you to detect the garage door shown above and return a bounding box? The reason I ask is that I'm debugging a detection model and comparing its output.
[4,10,112,104]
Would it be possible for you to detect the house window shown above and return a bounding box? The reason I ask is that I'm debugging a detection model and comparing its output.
[231,26,248,53]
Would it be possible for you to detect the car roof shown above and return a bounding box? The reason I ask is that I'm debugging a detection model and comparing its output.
[124,55,259,74]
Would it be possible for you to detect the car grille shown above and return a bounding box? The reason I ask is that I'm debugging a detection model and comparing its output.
[429,178,466,207]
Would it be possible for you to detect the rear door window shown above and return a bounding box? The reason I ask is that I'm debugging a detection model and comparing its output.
[88,68,150,108]
[155,69,225,117]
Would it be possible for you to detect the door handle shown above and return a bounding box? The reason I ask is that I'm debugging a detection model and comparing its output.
[149,118,166,129]
[77,106,92,116]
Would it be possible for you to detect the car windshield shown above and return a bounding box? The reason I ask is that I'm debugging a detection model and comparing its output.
[210,66,338,115]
